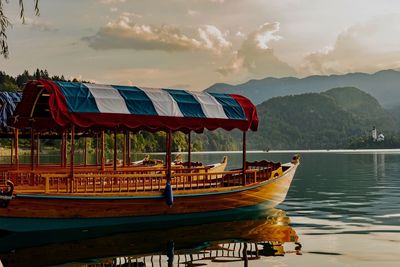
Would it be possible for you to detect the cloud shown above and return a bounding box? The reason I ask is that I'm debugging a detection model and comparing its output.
[254,22,282,49]
[187,9,200,16]
[24,17,58,32]
[83,15,202,52]
[300,15,400,75]
[217,51,244,76]
[198,25,231,54]
[83,15,231,54]
[218,22,296,77]
[120,11,142,19]
[235,31,245,38]
[98,0,126,4]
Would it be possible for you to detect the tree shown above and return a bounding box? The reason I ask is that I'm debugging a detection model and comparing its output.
[1,0,40,58]
[16,70,31,87]
[35,68,40,79]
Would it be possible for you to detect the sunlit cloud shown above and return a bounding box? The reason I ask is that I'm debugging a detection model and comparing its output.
[98,0,126,4]
[255,22,282,49]
[83,14,231,54]
[300,15,400,75]
[217,51,244,76]
[218,22,296,77]
[235,31,245,38]
[198,25,231,54]
[120,12,142,19]
[83,15,202,52]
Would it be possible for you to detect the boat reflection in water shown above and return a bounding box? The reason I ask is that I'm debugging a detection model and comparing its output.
[0,206,301,267]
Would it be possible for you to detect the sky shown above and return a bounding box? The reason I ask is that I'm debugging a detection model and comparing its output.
[1,0,400,90]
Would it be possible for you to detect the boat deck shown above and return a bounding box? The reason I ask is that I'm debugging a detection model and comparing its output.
[1,161,286,195]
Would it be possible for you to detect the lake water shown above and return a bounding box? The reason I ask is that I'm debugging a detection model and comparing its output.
[1,151,400,266]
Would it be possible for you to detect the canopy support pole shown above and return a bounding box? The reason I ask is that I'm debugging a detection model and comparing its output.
[30,128,35,171]
[242,131,247,185]
[101,130,105,171]
[187,132,192,169]
[10,136,13,164]
[123,131,127,167]
[113,128,117,171]
[126,131,131,167]
[165,130,174,207]
[60,131,64,167]
[63,130,68,168]
[36,133,40,167]
[166,131,172,179]
[84,136,87,167]
[14,128,19,170]
[95,133,99,166]
[70,125,75,192]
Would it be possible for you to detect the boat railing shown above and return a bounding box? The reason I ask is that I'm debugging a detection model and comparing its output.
[246,160,284,179]
[9,168,259,194]
[2,164,214,186]
[1,158,288,194]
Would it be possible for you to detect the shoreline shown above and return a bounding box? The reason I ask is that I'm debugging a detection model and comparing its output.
[148,148,400,155]
[2,148,400,157]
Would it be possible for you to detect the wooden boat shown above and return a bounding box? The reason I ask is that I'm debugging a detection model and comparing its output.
[172,155,228,173]
[0,208,300,267]
[131,155,164,167]
[0,80,299,233]
[206,155,228,172]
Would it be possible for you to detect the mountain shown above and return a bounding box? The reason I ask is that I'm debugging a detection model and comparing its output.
[206,69,400,108]
[247,87,397,150]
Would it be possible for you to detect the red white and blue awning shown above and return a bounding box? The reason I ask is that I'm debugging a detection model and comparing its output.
[13,80,258,132]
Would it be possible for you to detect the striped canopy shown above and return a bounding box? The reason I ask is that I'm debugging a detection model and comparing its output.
[0,91,22,129]
[13,80,258,132]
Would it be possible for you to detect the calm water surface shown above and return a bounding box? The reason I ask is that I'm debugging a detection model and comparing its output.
[202,152,400,266]
[1,151,400,266]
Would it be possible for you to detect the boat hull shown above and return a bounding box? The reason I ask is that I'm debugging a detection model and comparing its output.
[0,163,298,232]
[0,208,297,267]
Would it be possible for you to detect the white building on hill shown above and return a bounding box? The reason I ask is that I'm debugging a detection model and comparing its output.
[371,126,377,141]
[371,126,384,142]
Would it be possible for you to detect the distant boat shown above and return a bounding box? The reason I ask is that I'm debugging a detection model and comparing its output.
[0,80,299,232]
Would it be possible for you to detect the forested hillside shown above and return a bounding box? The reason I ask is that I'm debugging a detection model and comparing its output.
[247,87,397,149]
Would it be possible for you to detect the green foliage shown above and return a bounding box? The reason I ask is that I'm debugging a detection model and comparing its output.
[127,130,239,153]
[0,71,18,91]
[247,87,398,150]
[0,68,88,90]
[191,129,240,152]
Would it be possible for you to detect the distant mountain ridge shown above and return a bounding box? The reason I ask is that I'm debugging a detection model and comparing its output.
[205,69,400,108]
[247,87,397,150]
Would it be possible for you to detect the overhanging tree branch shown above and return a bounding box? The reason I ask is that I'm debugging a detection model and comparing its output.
[0,0,40,58]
